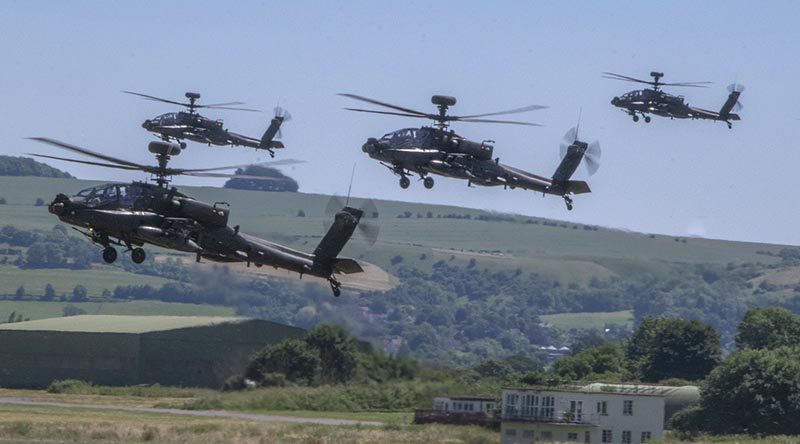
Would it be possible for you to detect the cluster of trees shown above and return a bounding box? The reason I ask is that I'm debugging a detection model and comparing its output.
[0,156,73,178]
[224,165,299,192]
[240,324,419,388]
[672,307,800,436]
[0,225,95,269]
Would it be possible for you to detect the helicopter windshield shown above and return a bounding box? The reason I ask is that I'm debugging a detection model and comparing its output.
[155,113,179,124]
[73,184,142,208]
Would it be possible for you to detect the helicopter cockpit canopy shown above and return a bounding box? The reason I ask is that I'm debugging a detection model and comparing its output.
[73,183,145,208]
[379,128,436,147]
[153,113,180,125]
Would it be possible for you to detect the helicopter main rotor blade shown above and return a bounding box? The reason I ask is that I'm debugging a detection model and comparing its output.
[338,93,428,116]
[180,159,306,173]
[123,91,189,107]
[457,118,543,127]
[457,104,548,119]
[200,105,262,112]
[182,172,284,181]
[27,153,141,171]
[660,81,712,88]
[199,101,246,107]
[28,137,147,170]
[343,108,431,119]
[601,72,654,85]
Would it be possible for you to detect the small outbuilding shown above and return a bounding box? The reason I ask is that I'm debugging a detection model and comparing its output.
[0,315,304,388]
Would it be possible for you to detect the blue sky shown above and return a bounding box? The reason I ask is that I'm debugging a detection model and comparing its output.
[1,1,798,245]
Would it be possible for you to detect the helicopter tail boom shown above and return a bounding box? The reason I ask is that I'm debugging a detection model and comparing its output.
[259,116,285,149]
[312,207,363,268]
[718,89,742,120]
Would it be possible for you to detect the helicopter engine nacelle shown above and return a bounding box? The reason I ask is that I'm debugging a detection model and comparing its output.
[431,95,457,107]
[148,141,182,156]
[452,139,494,160]
[177,198,229,227]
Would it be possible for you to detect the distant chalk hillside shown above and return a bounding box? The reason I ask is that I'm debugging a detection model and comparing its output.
[0,156,73,179]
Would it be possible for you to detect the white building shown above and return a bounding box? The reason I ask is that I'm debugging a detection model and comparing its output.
[433,396,496,414]
[500,384,699,444]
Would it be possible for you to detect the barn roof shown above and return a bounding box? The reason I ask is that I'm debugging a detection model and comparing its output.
[0,315,249,334]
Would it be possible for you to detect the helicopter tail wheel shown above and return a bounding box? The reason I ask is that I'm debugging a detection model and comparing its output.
[131,247,146,264]
[632,115,639,122]
[644,116,651,123]
[102,247,118,264]
[564,196,574,211]
[423,176,434,189]
[727,122,732,129]
[399,176,410,189]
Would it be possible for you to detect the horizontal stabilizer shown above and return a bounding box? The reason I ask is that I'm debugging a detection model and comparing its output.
[331,258,364,274]
[567,180,591,194]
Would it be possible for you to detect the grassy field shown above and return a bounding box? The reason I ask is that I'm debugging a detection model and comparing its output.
[0,300,234,322]
[540,310,634,330]
[0,265,177,296]
[0,403,497,444]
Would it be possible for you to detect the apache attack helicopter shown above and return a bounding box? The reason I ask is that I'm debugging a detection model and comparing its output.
[603,71,744,128]
[339,93,546,189]
[29,138,370,296]
[124,91,290,157]
[429,126,601,210]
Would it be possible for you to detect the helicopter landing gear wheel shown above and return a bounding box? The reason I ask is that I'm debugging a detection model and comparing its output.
[727,122,732,129]
[102,247,117,264]
[644,116,651,123]
[399,176,410,189]
[329,277,342,297]
[632,115,639,122]
[131,248,146,264]
[423,176,434,189]
[179,142,187,149]
[564,196,574,211]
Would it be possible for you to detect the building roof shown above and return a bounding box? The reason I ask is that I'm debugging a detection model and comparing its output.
[0,315,249,334]
[436,396,496,401]
[503,383,700,399]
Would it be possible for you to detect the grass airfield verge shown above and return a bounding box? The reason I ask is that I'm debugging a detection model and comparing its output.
[0,400,493,444]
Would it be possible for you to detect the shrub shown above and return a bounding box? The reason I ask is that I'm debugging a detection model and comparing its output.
[47,379,94,394]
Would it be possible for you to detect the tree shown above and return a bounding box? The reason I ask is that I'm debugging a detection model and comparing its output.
[697,346,800,435]
[223,165,299,192]
[553,343,626,381]
[626,317,720,382]
[34,198,45,206]
[71,285,88,302]
[305,324,358,383]
[245,339,320,385]
[43,284,56,301]
[473,360,515,379]
[14,286,25,300]
[735,307,800,350]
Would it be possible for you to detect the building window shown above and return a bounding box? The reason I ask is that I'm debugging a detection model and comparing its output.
[622,430,632,444]
[585,431,591,443]
[523,430,535,438]
[602,430,613,443]
[541,431,553,440]
[542,395,555,417]
[597,401,608,415]
[641,431,652,443]
[505,428,517,436]
[623,400,633,416]
[568,432,579,441]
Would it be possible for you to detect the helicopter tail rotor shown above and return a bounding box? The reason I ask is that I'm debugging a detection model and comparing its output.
[324,195,380,246]
[558,126,601,176]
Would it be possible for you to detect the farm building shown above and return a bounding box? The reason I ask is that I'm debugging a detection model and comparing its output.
[0,315,304,388]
